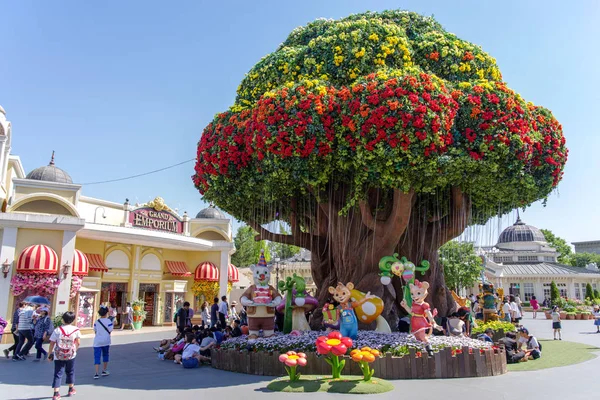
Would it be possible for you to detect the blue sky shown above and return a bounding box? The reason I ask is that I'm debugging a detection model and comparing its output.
[1,1,598,244]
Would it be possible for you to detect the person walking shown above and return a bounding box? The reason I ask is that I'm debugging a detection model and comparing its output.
[93,306,113,379]
[218,296,228,328]
[530,295,539,319]
[108,303,118,324]
[4,302,24,359]
[48,311,80,400]
[13,302,35,361]
[119,303,134,331]
[592,305,600,333]
[210,297,219,328]
[229,301,239,324]
[33,307,52,361]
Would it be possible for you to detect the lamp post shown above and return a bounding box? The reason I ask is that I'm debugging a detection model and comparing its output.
[274,257,281,286]
[2,259,11,278]
[62,262,71,280]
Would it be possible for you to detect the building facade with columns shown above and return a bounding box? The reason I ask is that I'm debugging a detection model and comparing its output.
[0,107,236,340]
[477,217,600,302]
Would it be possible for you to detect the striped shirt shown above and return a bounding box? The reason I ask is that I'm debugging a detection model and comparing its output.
[17,308,34,331]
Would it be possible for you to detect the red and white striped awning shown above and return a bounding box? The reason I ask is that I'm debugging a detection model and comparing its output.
[195,261,219,281]
[17,245,59,274]
[228,264,239,282]
[72,250,89,276]
[165,261,192,277]
[86,253,109,272]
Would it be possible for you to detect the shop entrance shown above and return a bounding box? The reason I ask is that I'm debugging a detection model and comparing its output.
[101,282,128,328]
[139,283,159,326]
[164,292,185,324]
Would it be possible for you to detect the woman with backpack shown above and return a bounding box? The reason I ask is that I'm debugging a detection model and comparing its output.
[33,307,52,361]
[48,311,80,400]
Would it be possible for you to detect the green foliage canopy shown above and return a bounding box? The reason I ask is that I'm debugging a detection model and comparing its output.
[439,241,483,292]
[193,10,567,227]
[540,229,572,264]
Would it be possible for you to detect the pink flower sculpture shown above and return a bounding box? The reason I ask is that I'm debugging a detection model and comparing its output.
[278,351,307,381]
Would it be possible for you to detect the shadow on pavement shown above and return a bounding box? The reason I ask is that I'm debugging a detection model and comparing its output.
[0,338,272,391]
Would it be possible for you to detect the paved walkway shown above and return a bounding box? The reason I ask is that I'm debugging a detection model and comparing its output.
[1,314,598,400]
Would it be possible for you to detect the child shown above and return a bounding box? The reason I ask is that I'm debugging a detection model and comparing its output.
[551,306,562,340]
[478,328,494,343]
[592,305,600,333]
[518,327,541,359]
[48,311,80,400]
[530,296,539,319]
[93,306,113,379]
[33,307,52,361]
[174,333,206,368]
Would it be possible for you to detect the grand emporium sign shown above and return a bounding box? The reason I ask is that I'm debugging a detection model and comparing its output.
[129,197,183,234]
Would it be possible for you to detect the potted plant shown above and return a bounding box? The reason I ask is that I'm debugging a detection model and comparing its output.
[543,308,552,320]
[566,312,576,320]
[581,311,592,320]
[132,299,147,330]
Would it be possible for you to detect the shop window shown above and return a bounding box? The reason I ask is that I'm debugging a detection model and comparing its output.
[77,292,96,328]
[574,283,581,300]
[544,256,556,262]
[518,256,539,262]
[523,283,534,301]
[509,283,521,297]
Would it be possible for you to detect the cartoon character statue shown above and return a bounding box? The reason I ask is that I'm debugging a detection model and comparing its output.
[400,280,441,357]
[322,302,340,332]
[328,282,376,340]
[479,282,498,322]
[240,250,283,339]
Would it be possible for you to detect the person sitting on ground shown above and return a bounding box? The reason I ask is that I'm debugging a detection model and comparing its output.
[154,329,185,353]
[174,333,209,368]
[199,331,217,359]
[499,331,528,364]
[456,307,473,336]
[518,327,541,359]
[446,313,465,337]
[211,326,224,345]
[231,319,243,338]
[162,327,192,360]
[224,326,233,340]
[478,328,494,343]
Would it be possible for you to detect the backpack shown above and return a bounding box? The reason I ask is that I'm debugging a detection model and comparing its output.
[55,326,79,361]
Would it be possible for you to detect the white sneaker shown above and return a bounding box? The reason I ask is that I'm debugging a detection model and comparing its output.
[94,374,99,379]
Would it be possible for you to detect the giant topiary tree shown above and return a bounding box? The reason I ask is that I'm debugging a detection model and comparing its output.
[192,10,567,325]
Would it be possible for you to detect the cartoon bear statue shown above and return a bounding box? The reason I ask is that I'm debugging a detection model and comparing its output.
[240,250,282,339]
[328,282,376,340]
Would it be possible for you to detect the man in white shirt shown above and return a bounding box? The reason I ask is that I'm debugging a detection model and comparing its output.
[93,306,113,379]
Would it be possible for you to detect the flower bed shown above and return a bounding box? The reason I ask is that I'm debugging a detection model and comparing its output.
[220,331,492,356]
[213,331,505,379]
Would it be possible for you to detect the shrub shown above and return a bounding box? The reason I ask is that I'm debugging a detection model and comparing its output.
[585,283,594,300]
[522,301,530,307]
[550,281,560,305]
[471,320,516,335]
[53,313,64,328]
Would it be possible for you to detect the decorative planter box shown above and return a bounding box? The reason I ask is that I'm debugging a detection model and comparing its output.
[211,347,507,379]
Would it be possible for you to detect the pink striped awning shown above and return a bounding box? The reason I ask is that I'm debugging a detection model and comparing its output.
[86,253,109,272]
[72,250,89,276]
[17,245,59,274]
[228,264,239,282]
[165,261,192,277]
[195,261,219,281]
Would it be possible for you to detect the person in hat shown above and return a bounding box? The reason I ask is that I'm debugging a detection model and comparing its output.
[229,301,239,324]
[33,307,52,361]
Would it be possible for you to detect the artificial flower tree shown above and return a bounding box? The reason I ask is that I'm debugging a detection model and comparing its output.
[192,10,568,324]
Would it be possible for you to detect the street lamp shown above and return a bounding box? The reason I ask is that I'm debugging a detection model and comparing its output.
[274,257,281,285]
[2,259,11,278]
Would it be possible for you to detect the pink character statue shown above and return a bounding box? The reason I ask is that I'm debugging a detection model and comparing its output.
[240,250,282,339]
[400,280,441,357]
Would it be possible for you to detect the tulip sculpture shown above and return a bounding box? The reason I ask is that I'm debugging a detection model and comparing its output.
[278,274,307,334]
[350,347,381,382]
[316,331,353,379]
[278,351,308,382]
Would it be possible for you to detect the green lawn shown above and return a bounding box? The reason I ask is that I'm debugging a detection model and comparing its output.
[507,340,599,372]
[267,375,394,394]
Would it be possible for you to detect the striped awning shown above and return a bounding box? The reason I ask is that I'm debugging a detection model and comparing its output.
[195,261,219,281]
[165,261,192,277]
[228,264,239,282]
[72,250,89,276]
[86,253,108,272]
[17,245,59,274]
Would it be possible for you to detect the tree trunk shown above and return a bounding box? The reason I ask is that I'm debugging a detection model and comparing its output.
[253,186,469,331]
